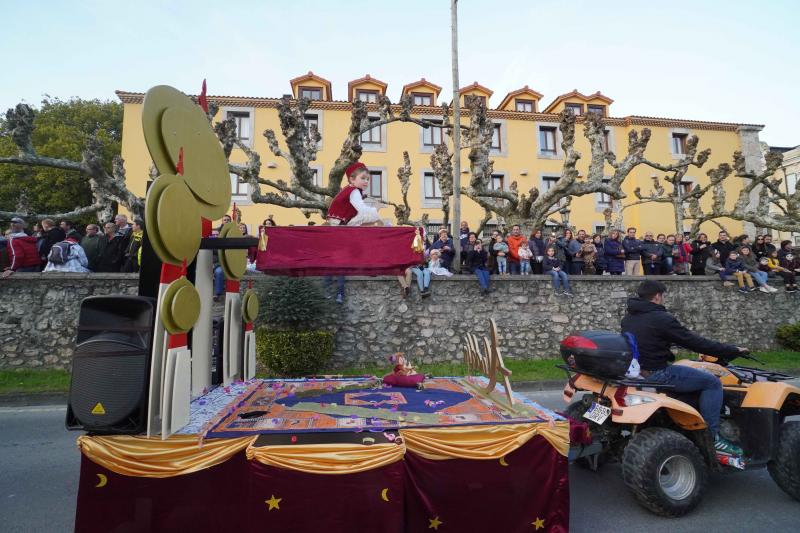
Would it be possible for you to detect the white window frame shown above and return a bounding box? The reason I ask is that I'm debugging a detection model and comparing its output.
[602,128,616,154]
[669,128,691,159]
[365,166,388,203]
[356,89,379,103]
[490,120,508,157]
[412,92,433,106]
[303,111,324,149]
[222,106,255,148]
[418,114,448,154]
[595,178,613,211]
[786,173,797,195]
[565,103,584,116]
[515,99,534,112]
[420,168,443,209]
[541,174,566,207]
[361,112,387,153]
[229,172,251,205]
[537,122,563,159]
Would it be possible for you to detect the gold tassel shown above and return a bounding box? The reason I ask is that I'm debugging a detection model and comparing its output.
[258,227,268,252]
[411,227,424,253]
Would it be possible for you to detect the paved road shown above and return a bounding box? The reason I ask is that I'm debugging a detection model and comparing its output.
[1,393,798,532]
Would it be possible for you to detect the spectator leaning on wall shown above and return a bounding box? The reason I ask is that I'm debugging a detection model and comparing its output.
[3,217,41,277]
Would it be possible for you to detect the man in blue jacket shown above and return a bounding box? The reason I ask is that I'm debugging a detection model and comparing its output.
[621,280,746,455]
[623,227,642,276]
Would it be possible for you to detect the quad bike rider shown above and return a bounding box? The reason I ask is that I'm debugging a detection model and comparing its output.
[560,280,800,517]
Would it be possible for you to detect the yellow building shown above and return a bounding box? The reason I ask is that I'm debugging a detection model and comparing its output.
[117,72,766,237]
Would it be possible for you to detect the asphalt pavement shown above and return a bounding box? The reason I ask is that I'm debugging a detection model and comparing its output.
[1,392,798,532]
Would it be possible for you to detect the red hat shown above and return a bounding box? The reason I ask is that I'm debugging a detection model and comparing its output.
[345,162,368,178]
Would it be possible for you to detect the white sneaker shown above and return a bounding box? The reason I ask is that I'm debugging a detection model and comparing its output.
[758,286,770,293]
[768,285,779,292]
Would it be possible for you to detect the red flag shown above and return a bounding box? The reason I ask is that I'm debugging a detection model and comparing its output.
[176,147,184,175]
[198,79,209,113]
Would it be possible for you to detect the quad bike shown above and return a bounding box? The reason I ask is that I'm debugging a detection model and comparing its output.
[559,331,800,517]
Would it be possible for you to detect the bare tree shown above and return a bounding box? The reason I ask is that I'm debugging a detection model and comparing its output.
[228,95,452,224]
[460,99,655,234]
[623,137,797,236]
[0,103,144,222]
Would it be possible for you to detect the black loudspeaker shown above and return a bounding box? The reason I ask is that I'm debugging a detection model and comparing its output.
[66,296,155,434]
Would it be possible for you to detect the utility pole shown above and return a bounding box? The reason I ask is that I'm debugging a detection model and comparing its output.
[451,0,462,267]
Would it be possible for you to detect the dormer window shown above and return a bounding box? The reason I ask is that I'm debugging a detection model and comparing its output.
[466,95,486,107]
[299,87,322,100]
[412,92,433,106]
[587,105,606,117]
[515,99,534,112]
[565,103,583,116]
[356,89,378,103]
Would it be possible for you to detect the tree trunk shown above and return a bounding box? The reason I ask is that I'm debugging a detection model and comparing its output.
[450,0,461,266]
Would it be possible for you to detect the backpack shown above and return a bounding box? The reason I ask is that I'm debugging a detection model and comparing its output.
[47,241,73,265]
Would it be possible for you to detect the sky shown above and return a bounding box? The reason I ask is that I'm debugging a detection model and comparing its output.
[2,0,798,146]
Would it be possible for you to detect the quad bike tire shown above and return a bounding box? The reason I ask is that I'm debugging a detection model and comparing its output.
[564,400,608,470]
[768,421,800,501]
[622,427,708,517]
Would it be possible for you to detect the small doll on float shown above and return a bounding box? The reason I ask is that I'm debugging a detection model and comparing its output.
[326,161,384,226]
[382,352,425,388]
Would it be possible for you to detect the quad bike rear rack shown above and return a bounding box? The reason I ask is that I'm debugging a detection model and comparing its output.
[556,364,676,391]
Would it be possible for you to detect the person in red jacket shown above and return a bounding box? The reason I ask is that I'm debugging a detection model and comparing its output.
[3,217,40,277]
[325,162,383,226]
[505,224,526,275]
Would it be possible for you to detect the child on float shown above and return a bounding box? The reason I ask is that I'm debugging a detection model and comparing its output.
[493,234,509,275]
[517,239,533,275]
[326,162,382,226]
[543,246,573,296]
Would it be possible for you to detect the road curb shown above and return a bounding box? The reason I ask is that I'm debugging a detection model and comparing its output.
[0,392,68,407]
[512,380,565,392]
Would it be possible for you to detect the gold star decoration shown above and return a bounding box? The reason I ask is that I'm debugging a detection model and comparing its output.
[533,517,545,530]
[265,495,282,511]
[428,516,443,530]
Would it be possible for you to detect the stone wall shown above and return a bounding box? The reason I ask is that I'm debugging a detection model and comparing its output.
[2,273,799,370]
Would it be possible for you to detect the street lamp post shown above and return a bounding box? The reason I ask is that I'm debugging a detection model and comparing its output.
[451,0,461,268]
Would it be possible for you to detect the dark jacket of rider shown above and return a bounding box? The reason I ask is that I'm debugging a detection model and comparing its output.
[620,297,741,371]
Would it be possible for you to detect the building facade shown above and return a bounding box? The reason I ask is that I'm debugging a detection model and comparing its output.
[117,72,765,237]
[770,144,800,245]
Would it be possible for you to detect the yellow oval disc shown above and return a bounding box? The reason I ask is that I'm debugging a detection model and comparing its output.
[156,181,201,265]
[160,106,231,210]
[219,223,248,280]
[142,85,199,176]
[242,290,259,323]
[170,284,201,332]
[159,278,185,334]
[145,174,184,265]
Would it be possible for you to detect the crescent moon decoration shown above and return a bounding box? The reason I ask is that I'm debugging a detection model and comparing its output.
[499,457,509,467]
[381,488,390,502]
[95,473,108,488]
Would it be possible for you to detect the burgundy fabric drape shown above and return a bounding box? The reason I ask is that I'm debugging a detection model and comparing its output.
[403,435,569,532]
[255,226,424,276]
[75,437,569,532]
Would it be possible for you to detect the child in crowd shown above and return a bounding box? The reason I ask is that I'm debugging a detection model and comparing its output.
[738,245,777,293]
[705,249,729,285]
[765,250,797,292]
[517,240,533,275]
[428,249,452,277]
[724,250,755,293]
[543,246,573,296]
[493,235,509,275]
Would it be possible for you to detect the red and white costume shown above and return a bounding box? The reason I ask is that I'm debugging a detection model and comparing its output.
[326,163,381,226]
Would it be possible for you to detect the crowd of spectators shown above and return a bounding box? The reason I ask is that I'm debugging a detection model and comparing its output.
[398,223,800,298]
[1,215,142,277]
[4,215,798,302]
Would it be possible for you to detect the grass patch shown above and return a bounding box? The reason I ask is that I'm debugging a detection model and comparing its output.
[0,369,71,394]
[3,351,798,395]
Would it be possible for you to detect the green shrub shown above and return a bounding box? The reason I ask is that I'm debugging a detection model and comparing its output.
[256,329,334,377]
[257,277,331,329]
[776,322,800,352]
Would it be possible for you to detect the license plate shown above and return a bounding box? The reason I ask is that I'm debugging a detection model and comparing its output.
[583,402,611,425]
